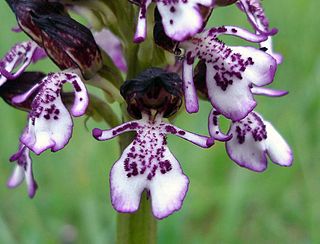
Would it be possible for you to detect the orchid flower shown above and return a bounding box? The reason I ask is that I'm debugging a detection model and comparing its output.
[12,72,89,155]
[93,112,213,219]
[93,68,214,218]
[179,26,277,120]
[236,0,283,63]
[0,70,88,196]
[131,0,214,43]
[0,0,104,197]
[209,109,293,172]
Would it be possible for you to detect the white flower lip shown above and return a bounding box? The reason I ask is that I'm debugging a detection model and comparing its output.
[93,112,214,219]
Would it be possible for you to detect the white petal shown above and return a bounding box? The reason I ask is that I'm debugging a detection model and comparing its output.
[7,165,25,188]
[212,26,268,43]
[21,97,73,155]
[226,112,268,172]
[67,73,89,117]
[7,146,38,198]
[107,116,190,218]
[110,142,146,213]
[93,121,140,141]
[24,148,38,198]
[0,41,38,85]
[251,87,288,97]
[182,58,199,113]
[149,147,189,219]
[206,63,256,121]
[157,0,214,41]
[265,122,293,166]
[260,37,283,64]
[164,123,214,147]
[232,46,277,86]
[134,0,152,43]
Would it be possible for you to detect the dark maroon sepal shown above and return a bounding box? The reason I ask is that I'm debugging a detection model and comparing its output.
[7,0,66,43]
[6,0,102,79]
[120,68,183,119]
[215,0,238,6]
[31,13,102,79]
[0,71,45,111]
[193,60,209,100]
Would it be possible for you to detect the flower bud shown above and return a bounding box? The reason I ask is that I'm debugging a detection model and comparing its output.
[120,68,183,119]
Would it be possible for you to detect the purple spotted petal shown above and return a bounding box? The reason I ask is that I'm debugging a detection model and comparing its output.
[66,73,89,117]
[157,0,214,41]
[93,29,127,72]
[134,0,152,43]
[164,123,214,147]
[206,63,257,121]
[236,0,277,35]
[107,117,188,219]
[226,112,292,172]
[148,148,189,219]
[0,41,44,86]
[236,0,282,64]
[132,0,214,42]
[20,72,88,155]
[207,46,276,120]
[182,60,199,113]
[7,145,38,198]
[211,46,276,119]
[93,121,140,141]
[227,46,277,86]
[208,108,232,141]
[93,112,215,218]
[209,25,268,43]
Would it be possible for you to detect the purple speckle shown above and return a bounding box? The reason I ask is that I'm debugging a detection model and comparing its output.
[165,125,177,134]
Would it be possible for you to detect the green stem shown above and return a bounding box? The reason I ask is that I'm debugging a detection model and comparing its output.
[116,188,157,244]
[116,105,157,244]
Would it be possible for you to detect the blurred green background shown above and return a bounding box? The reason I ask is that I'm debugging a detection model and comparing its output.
[0,1,319,243]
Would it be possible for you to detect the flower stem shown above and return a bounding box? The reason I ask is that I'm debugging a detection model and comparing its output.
[116,191,157,244]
